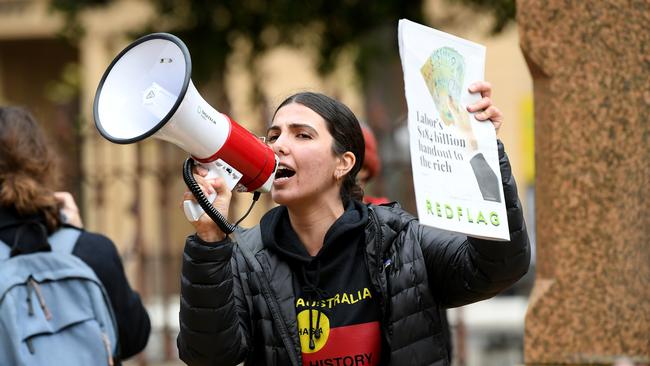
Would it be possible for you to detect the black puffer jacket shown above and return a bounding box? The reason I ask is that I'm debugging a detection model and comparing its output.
[178,141,530,366]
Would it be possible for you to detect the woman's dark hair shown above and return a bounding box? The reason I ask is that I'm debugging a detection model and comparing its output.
[0,107,62,231]
[273,92,365,204]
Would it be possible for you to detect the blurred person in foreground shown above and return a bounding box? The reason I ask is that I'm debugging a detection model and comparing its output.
[357,124,390,205]
[0,106,150,363]
[178,82,530,366]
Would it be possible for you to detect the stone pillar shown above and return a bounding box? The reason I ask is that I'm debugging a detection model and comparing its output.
[518,1,650,364]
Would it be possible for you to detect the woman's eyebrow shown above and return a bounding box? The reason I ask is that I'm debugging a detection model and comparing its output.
[288,123,318,135]
[266,123,318,135]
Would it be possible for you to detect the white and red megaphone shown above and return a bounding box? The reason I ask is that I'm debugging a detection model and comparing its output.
[93,33,277,224]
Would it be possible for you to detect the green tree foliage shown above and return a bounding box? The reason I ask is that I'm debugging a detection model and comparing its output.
[51,0,515,91]
[143,1,427,86]
[50,0,110,38]
[449,0,516,33]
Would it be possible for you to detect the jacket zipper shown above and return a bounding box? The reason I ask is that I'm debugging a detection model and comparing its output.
[26,277,34,316]
[256,269,301,366]
[367,209,394,340]
[101,332,115,366]
[23,276,53,355]
[28,278,52,320]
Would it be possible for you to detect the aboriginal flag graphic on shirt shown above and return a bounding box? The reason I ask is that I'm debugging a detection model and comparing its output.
[296,287,381,366]
[260,202,382,366]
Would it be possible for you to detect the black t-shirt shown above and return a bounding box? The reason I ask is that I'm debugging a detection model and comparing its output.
[261,201,382,366]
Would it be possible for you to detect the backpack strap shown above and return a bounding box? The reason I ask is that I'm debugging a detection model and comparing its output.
[0,238,9,260]
[0,227,81,259]
[0,221,25,259]
[48,227,82,254]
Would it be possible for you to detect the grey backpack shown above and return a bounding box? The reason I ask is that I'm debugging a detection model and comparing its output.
[0,226,118,365]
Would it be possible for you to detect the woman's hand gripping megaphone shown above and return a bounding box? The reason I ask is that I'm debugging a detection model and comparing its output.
[182,163,234,242]
[182,159,241,222]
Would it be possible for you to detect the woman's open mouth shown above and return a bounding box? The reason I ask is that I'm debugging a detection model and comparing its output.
[274,165,296,181]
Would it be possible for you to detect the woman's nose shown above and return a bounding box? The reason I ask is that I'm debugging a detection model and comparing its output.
[272,136,289,155]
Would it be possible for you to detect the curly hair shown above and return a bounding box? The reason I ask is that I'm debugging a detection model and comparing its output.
[0,107,62,231]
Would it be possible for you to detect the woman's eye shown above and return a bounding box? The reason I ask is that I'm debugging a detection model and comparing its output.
[266,135,278,143]
[297,133,311,139]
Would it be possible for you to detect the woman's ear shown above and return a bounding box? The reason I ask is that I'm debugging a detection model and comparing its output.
[336,151,356,177]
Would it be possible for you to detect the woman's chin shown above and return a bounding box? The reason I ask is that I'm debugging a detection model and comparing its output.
[270,190,291,206]
[271,190,311,208]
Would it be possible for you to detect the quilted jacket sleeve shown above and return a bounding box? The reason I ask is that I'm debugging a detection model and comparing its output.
[420,140,531,307]
[177,234,249,366]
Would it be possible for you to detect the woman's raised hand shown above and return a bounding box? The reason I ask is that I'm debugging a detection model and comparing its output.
[467,81,504,133]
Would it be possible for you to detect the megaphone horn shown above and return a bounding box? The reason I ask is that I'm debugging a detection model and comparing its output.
[93,33,278,229]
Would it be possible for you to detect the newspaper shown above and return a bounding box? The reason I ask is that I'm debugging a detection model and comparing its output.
[398,19,509,241]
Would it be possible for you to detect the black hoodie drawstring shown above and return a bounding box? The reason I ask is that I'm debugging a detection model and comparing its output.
[301,260,328,350]
[258,203,370,352]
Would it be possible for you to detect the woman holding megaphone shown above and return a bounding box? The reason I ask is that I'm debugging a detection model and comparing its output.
[178,86,529,366]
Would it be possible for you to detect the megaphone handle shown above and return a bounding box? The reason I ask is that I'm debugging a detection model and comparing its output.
[183,161,223,221]
[183,192,217,222]
[182,159,241,234]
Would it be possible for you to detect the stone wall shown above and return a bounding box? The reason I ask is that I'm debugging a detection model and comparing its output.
[518,0,650,364]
